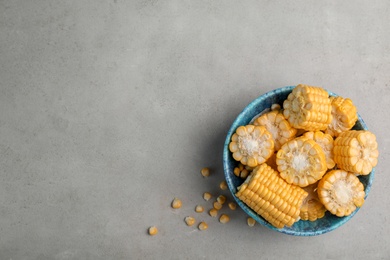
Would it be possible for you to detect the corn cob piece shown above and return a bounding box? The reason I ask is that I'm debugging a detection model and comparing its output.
[317,170,365,217]
[283,84,332,131]
[276,137,327,187]
[333,130,378,175]
[253,110,297,150]
[300,183,326,221]
[303,131,335,169]
[325,96,358,137]
[229,125,274,167]
[236,164,308,229]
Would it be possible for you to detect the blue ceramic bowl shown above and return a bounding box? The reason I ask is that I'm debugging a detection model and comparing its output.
[223,86,375,236]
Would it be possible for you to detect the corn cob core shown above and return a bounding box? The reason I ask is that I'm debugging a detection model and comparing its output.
[300,183,327,221]
[283,84,332,131]
[326,96,358,137]
[333,130,378,175]
[236,164,308,229]
[276,137,327,187]
[317,170,365,217]
[303,131,335,169]
[253,110,297,151]
[229,125,274,167]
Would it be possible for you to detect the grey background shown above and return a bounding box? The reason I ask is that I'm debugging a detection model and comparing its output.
[1,0,389,259]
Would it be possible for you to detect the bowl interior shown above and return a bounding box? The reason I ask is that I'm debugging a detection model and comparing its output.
[223,86,375,236]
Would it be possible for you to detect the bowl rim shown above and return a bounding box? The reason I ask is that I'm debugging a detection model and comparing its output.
[223,86,375,236]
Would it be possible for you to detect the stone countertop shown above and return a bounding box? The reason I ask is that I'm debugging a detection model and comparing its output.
[1,1,389,259]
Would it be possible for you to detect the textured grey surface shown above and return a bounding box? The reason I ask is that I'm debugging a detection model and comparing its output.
[1,0,389,259]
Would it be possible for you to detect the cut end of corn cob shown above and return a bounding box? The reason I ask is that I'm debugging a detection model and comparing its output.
[276,137,327,187]
[303,131,335,169]
[236,164,308,229]
[334,130,378,175]
[300,183,327,221]
[283,84,332,131]
[229,125,274,167]
[253,110,297,151]
[326,96,358,137]
[317,170,365,217]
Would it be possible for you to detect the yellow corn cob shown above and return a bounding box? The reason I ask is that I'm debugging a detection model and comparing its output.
[283,84,332,131]
[229,125,274,167]
[317,170,365,217]
[300,183,326,221]
[325,96,358,137]
[236,164,308,229]
[333,130,378,175]
[303,131,335,169]
[253,110,297,151]
[276,137,327,187]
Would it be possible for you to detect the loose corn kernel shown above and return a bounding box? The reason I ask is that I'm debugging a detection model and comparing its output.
[276,136,327,187]
[303,131,335,169]
[171,198,182,209]
[229,125,274,167]
[326,96,358,137]
[209,208,218,217]
[219,214,230,224]
[195,205,204,213]
[219,180,228,190]
[184,216,196,226]
[333,130,378,175]
[300,183,327,221]
[201,167,210,177]
[203,192,212,201]
[247,217,256,227]
[283,84,332,131]
[271,103,281,111]
[148,226,158,236]
[253,110,297,150]
[233,163,252,178]
[217,195,226,205]
[236,164,308,228]
[317,170,365,217]
[228,202,237,210]
[198,221,208,231]
[213,201,223,210]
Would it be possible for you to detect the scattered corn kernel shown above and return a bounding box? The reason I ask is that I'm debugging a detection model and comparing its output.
[198,221,208,231]
[184,216,196,226]
[271,103,281,111]
[219,180,228,190]
[209,208,218,217]
[203,192,212,201]
[247,217,256,227]
[213,201,223,210]
[228,202,237,210]
[219,214,230,224]
[148,226,158,236]
[201,167,210,177]
[233,164,252,178]
[217,195,226,205]
[171,198,182,209]
[195,205,204,213]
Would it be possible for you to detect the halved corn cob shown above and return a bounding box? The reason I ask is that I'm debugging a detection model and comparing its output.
[325,96,358,137]
[317,170,365,217]
[236,164,308,229]
[253,110,297,151]
[229,125,274,167]
[276,137,327,187]
[333,130,378,175]
[303,131,335,169]
[300,183,326,221]
[283,84,332,131]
